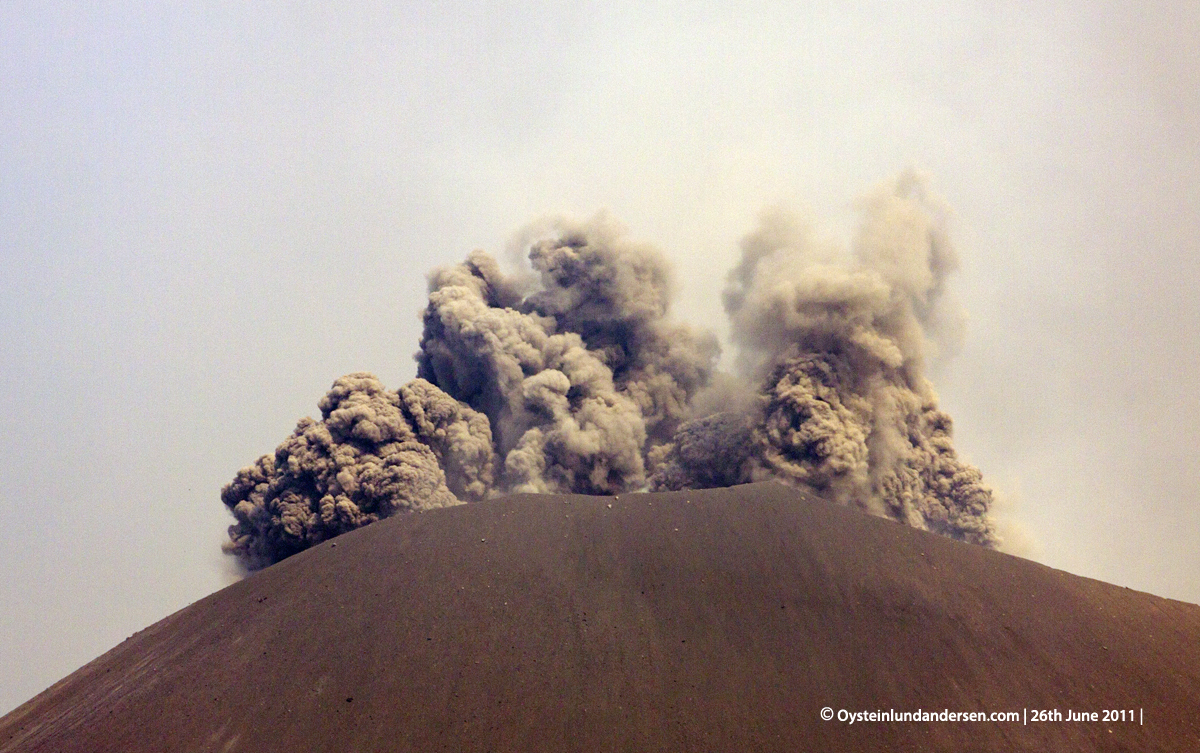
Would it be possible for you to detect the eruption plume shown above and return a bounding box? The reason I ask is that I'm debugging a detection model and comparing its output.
[650,171,995,545]
[221,374,492,569]
[222,172,997,568]
[416,214,719,494]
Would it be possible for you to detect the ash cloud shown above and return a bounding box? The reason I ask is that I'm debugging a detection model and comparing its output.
[650,171,995,546]
[223,172,998,568]
[221,374,490,569]
[416,214,718,495]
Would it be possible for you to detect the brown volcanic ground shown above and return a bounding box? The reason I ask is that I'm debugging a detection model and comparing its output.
[3,482,1200,752]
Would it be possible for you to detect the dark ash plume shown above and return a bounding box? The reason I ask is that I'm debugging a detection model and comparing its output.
[221,374,492,570]
[521,217,721,447]
[223,172,999,568]
[416,214,718,494]
[650,171,996,546]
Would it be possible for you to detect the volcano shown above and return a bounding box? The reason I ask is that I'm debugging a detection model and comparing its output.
[3,482,1198,751]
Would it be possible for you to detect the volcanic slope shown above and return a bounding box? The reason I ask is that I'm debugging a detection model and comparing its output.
[3,483,1199,752]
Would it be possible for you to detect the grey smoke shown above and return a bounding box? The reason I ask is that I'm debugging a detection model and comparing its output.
[221,374,492,569]
[650,171,995,546]
[222,172,998,568]
[416,214,718,495]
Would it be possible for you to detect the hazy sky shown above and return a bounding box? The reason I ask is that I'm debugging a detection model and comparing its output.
[3,1,1198,714]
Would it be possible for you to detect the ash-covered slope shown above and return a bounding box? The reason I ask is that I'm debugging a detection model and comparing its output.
[3,483,1199,752]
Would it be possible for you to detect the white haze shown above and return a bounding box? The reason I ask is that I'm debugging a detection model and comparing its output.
[2,0,1198,714]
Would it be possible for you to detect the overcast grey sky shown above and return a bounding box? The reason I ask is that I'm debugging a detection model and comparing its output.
[3,1,1198,714]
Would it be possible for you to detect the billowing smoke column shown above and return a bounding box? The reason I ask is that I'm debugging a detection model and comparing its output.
[650,172,995,546]
[416,214,719,494]
[222,172,997,568]
[222,374,494,569]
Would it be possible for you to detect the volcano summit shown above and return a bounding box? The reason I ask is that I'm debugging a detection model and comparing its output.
[3,483,1198,751]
